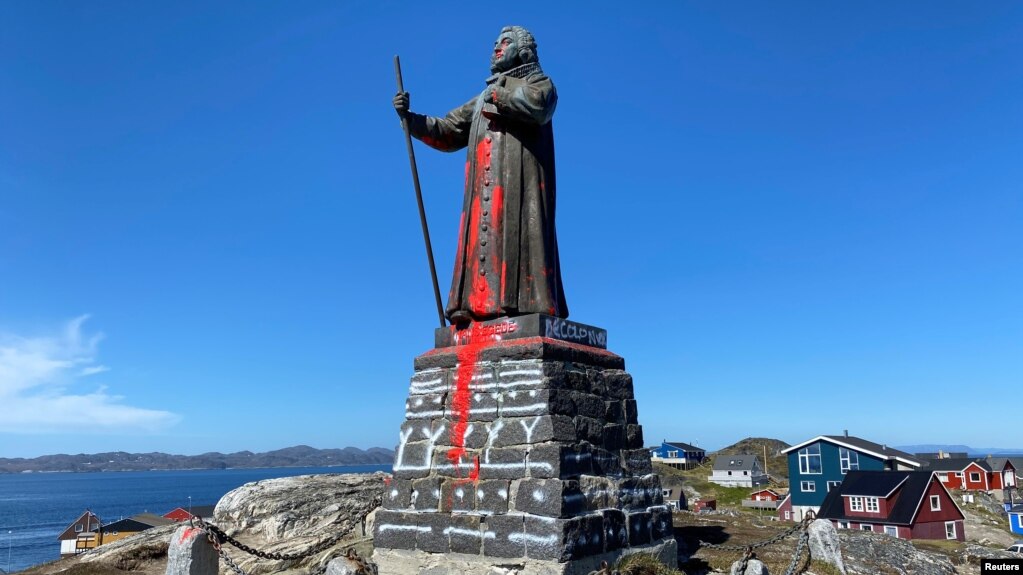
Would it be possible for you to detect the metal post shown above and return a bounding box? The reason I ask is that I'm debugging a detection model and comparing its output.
[394,55,446,328]
[7,530,11,574]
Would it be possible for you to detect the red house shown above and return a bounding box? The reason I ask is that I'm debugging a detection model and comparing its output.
[927,458,1017,492]
[163,505,216,521]
[776,493,793,521]
[693,499,717,512]
[817,471,965,541]
[750,489,782,502]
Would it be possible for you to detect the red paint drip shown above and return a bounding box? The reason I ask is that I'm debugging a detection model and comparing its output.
[447,324,492,482]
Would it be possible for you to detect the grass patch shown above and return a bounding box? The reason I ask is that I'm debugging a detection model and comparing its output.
[616,552,687,575]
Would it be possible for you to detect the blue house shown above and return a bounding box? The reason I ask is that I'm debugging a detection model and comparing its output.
[649,441,706,470]
[1009,504,1023,536]
[781,433,922,521]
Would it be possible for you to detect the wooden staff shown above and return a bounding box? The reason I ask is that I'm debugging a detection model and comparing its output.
[394,55,445,328]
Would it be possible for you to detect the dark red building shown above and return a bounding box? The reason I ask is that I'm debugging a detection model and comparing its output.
[817,471,965,541]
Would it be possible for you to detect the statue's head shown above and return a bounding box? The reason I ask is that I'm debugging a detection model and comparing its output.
[491,26,538,73]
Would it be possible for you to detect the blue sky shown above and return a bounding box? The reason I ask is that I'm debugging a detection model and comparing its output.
[1,2,1020,459]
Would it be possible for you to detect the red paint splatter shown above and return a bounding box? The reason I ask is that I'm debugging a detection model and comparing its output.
[383,476,392,486]
[178,527,198,545]
[448,323,490,480]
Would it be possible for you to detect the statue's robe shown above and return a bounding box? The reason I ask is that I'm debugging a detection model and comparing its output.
[407,68,568,322]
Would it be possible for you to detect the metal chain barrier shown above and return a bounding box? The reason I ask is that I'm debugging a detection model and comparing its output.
[782,524,810,575]
[191,495,381,575]
[693,511,817,575]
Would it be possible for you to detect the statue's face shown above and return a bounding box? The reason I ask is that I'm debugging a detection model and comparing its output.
[490,31,518,73]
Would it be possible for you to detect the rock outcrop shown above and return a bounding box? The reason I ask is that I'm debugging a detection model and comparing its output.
[837,530,957,575]
[212,472,386,574]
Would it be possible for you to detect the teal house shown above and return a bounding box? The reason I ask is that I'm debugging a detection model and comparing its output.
[781,433,922,521]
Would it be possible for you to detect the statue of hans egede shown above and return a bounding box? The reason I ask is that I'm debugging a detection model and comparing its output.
[394,26,568,327]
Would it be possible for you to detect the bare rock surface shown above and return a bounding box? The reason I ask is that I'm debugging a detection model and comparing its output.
[837,530,957,575]
[212,472,387,574]
[79,524,178,567]
[806,519,845,574]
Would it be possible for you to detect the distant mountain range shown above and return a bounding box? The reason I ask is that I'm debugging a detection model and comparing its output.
[895,444,1023,457]
[0,445,395,473]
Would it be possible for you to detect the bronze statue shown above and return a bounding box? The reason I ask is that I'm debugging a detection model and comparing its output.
[394,26,568,326]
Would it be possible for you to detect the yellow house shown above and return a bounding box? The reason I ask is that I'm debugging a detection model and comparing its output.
[98,513,175,545]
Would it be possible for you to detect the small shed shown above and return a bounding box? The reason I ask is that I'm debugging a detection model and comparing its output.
[693,499,717,512]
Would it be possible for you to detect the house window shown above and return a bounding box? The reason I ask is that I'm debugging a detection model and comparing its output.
[744,471,749,476]
[884,526,898,537]
[728,471,732,476]
[865,497,879,513]
[668,450,678,457]
[839,448,859,474]
[937,473,948,482]
[969,472,981,483]
[837,521,850,529]
[945,521,957,540]
[784,511,791,520]
[827,481,841,492]
[798,444,822,474]
[860,524,873,531]
[800,481,816,492]
[930,495,941,511]
[850,497,864,512]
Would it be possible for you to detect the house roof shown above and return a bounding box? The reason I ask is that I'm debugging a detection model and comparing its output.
[664,441,703,452]
[987,457,1023,474]
[164,505,216,519]
[835,471,909,497]
[190,505,216,518]
[817,471,962,525]
[1009,504,1023,514]
[101,513,175,533]
[712,454,759,471]
[923,458,991,473]
[57,510,100,540]
[781,435,922,467]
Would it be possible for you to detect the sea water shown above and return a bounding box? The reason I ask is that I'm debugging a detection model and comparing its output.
[0,465,389,573]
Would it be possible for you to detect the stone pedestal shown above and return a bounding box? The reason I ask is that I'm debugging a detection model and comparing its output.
[373,315,676,575]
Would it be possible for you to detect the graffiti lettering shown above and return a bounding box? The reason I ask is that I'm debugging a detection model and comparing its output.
[453,320,518,345]
[543,318,607,348]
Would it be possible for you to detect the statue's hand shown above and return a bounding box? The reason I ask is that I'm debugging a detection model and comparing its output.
[393,91,410,117]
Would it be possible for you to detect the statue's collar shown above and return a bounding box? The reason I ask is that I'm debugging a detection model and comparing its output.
[486,62,542,84]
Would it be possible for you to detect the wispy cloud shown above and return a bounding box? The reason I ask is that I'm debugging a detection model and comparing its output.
[0,316,180,433]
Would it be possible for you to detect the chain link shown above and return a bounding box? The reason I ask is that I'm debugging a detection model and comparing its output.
[190,495,381,575]
[782,525,809,575]
[690,511,817,575]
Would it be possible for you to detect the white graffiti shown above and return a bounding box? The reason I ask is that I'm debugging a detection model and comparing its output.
[443,527,496,539]
[393,427,414,470]
[410,377,541,395]
[378,524,431,533]
[508,532,558,544]
[544,317,607,347]
[520,417,541,443]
